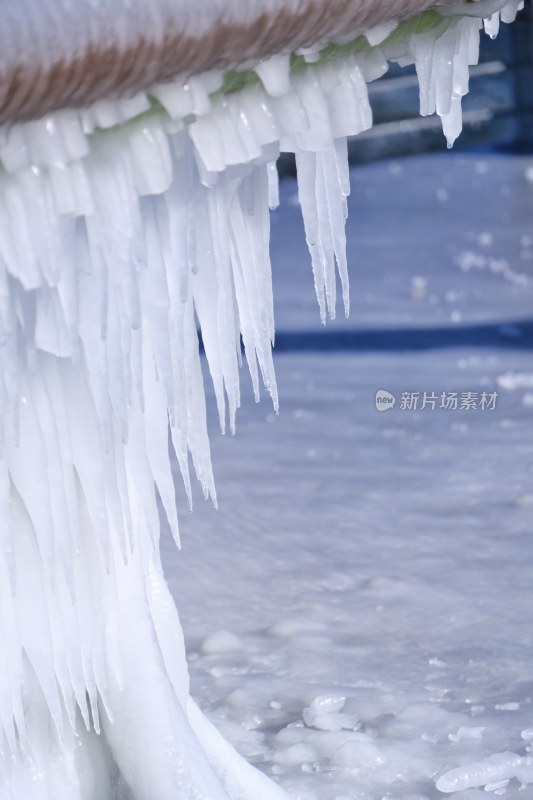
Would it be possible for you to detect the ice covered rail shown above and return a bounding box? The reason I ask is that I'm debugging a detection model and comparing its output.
[0,0,496,124]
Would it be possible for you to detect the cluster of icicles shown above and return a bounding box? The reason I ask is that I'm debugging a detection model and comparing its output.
[0,3,522,798]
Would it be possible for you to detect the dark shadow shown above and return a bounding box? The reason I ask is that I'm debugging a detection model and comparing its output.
[271,319,533,353]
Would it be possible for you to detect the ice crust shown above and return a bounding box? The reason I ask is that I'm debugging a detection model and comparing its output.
[0,2,522,798]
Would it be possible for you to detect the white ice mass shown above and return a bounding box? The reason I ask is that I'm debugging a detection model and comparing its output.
[0,1,525,798]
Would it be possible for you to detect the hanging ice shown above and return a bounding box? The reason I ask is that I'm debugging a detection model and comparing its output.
[0,1,522,798]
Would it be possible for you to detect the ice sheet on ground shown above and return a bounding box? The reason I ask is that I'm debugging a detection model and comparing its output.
[162,153,533,800]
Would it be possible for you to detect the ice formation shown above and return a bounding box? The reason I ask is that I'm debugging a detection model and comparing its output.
[0,0,485,124]
[436,751,532,793]
[0,1,522,798]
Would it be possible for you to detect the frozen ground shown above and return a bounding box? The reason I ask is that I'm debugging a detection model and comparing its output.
[162,152,533,800]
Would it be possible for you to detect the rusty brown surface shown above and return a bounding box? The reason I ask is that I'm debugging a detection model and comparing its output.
[0,0,464,124]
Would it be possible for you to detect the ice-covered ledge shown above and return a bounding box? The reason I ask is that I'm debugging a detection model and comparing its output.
[0,0,512,124]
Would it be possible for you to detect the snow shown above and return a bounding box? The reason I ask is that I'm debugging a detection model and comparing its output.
[164,153,533,800]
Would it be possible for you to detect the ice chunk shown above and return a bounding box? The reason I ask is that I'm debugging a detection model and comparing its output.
[332,740,385,769]
[304,694,347,719]
[255,54,292,97]
[273,743,317,766]
[436,752,523,793]
[201,631,245,654]
[365,20,398,47]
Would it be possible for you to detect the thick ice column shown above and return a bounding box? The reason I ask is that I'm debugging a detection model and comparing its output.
[1,346,291,800]
[0,124,293,799]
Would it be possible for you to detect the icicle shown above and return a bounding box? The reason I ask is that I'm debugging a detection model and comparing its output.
[365,20,399,47]
[411,16,483,146]
[267,162,280,210]
[484,11,501,38]
[500,0,524,23]
[255,54,292,97]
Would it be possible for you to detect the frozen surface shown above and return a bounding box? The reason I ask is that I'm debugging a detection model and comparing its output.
[164,152,533,800]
